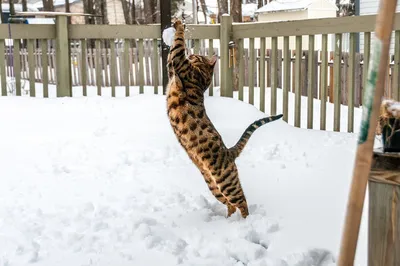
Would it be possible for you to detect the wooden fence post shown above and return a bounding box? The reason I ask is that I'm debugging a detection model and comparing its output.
[55,15,71,97]
[368,150,400,266]
[220,14,232,98]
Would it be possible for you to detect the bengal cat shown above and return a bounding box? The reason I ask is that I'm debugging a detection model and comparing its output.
[166,19,283,218]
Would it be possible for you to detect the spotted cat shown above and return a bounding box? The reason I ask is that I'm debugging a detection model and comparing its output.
[166,19,283,218]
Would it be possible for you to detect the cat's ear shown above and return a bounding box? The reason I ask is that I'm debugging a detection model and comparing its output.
[209,54,218,67]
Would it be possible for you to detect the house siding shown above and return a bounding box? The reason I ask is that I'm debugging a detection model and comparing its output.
[359,0,400,54]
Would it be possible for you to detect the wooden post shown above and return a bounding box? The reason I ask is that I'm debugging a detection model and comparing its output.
[55,15,71,97]
[220,14,232,98]
[368,150,400,266]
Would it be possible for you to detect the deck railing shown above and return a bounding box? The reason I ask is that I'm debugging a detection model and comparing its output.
[1,13,399,132]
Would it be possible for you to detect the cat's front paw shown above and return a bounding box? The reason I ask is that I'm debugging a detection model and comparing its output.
[173,19,185,31]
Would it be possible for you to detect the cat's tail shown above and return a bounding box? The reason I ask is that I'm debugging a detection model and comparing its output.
[229,114,283,159]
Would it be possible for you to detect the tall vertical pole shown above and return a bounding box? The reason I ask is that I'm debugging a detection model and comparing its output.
[337,0,398,263]
[160,0,171,95]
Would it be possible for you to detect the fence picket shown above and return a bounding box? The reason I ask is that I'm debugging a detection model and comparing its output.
[271,36,278,115]
[294,35,302,128]
[152,38,159,94]
[348,33,356,132]
[333,33,342,132]
[28,39,35,96]
[110,39,117,97]
[14,40,22,96]
[95,39,102,95]
[123,39,130,96]
[259,37,266,112]
[320,34,328,130]
[249,38,255,105]
[0,40,6,96]
[283,36,290,122]
[363,32,371,105]
[307,35,315,129]
[138,39,145,94]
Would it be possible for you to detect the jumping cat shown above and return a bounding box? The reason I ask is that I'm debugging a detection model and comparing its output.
[166,19,283,218]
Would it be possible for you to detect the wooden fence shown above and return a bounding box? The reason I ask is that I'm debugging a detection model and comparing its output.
[0,14,400,133]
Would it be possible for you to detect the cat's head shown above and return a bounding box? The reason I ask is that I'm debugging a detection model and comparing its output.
[188,54,218,92]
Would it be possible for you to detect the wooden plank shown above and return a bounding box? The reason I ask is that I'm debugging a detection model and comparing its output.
[294,36,302,128]
[124,39,130,96]
[72,41,79,86]
[363,32,371,105]
[277,49,282,89]
[95,39,102,95]
[27,39,36,97]
[271,36,278,115]
[355,53,362,106]
[0,40,6,96]
[102,42,109,87]
[220,15,233,97]
[208,39,214,96]
[14,40,22,96]
[348,32,356,133]
[393,30,400,101]
[130,45,136,85]
[259,37,266,112]
[110,39,117,97]
[152,38,159,94]
[307,35,315,129]
[231,13,400,38]
[333,33,342,132]
[80,39,87,96]
[320,34,328,130]
[283,36,290,122]
[138,39,145,94]
[0,25,56,39]
[144,40,151,85]
[41,40,49,97]
[194,39,200,54]
[55,16,71,97]
[249,38,255,105]
[368,152,400,266]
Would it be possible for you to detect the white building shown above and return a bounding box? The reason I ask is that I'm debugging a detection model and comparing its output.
[358,0,400,54]
[255,0,338,51]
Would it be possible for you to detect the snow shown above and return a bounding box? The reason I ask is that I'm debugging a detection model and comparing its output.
[0,84,372,265]
[255,0,313,14]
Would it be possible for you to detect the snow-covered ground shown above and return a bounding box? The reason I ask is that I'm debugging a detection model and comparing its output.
[0,84,376,265]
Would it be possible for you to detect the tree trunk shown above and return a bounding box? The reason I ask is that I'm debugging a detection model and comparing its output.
[48,0,54,11]
[65,0,71,24]
[101,0,109,25]
[144,0,156,23]
[22,0,28,11]
[231,0,242,22]
[9,0,15,16]
[258,0,263,8]
[121,0,132,24]
[231,0,242,92]
[199,0,207,24]
[94,0,103,24]
[217,0,229,23]
[130,0,136,24]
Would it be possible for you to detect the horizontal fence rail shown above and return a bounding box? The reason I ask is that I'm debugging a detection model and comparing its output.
[1,13,400,133]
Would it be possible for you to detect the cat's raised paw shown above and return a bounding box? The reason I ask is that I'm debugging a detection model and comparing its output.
[173,19,185,30]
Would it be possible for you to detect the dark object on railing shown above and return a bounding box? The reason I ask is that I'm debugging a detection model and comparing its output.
[368,149,400,266]
[8,17,27,24]
[382,118,400,152]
